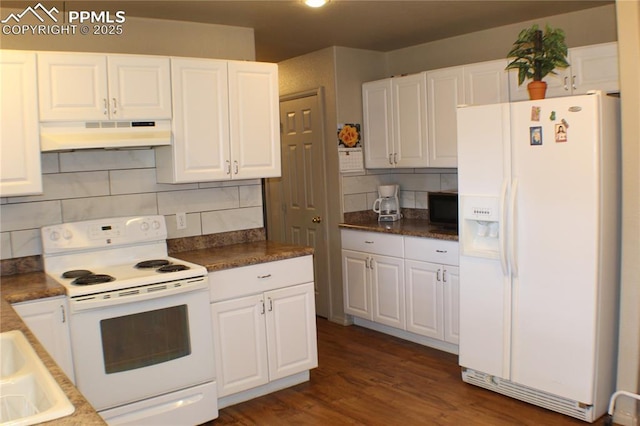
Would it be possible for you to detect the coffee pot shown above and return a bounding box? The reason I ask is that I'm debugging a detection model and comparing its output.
[372,184,401,221]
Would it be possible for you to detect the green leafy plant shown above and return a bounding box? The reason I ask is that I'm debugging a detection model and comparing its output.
[506,24,570,86]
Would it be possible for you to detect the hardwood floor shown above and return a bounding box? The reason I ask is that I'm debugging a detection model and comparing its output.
[207,318,596,425]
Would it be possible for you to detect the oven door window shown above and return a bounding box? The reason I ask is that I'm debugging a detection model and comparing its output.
[100,305,191,374]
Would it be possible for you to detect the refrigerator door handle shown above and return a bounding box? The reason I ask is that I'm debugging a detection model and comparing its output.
[508,178,519,277]
[499,179,509,275]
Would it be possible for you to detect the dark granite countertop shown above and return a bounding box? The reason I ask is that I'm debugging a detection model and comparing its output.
[172,240,314,272]
[339,218,459,241]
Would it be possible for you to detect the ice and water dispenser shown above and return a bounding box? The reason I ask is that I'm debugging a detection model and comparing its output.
[459,196,502,259]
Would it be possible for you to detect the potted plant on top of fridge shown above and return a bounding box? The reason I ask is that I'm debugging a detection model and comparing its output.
[505,24,570,100]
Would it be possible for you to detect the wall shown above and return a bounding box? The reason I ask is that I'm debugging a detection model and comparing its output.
[614,0,640,424]
[0,16,259,261]
[386,4,618,75]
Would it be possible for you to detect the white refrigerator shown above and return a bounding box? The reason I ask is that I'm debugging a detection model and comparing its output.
[456,92,620,422]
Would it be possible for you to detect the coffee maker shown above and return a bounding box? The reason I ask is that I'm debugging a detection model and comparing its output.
[372,184,401,221]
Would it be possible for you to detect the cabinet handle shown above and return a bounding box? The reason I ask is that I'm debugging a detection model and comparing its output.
[369,257,374,269]
[443,269,448,283]
[268,297,273,312]
[226,160,231,175]
[257,274,272,279]
[112,98,117,115]
[60,305,66,323]
[103,98,108,115]
[572,75,577,90]
[364,240,374,244]
[234,160,239,174]
[563,76,569,91]
[388,154,393,165]
[437,268,441,282]
[260,299,265,315]
[394,153,398,164]
[436,249,447,253]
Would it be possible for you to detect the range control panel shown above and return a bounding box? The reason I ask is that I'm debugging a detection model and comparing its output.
[42,216,167,254]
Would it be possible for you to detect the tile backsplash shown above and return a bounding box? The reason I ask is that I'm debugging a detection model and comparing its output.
[0,149,263,260]
[342,168,457,213]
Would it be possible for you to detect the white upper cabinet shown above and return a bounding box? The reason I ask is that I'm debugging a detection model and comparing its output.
[0,50,42,196]
[228,61,281,180]
[37,52,171,121]
[427,59,508,168]
[156,58,280,183]
[363,73,428,168]
[509,42,619,101]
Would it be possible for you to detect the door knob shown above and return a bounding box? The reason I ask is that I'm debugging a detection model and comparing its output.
[312,216,322,223]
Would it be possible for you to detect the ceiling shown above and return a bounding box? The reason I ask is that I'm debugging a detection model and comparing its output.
[3,1,613,62]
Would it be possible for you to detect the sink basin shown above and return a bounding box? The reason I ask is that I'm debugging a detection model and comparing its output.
[0,331,74,425]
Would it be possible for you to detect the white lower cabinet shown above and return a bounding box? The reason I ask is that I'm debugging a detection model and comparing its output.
[209,256,317,405]
[341,229,459,351]
[12,296,75,383]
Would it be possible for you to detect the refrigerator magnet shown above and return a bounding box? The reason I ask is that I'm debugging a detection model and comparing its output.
[555,124,568,143]
[531,106,541,121]
[530,126,543,146]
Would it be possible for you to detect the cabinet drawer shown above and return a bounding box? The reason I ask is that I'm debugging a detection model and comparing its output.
[341,229,404,257]
[404,237,459,265]
[209,255,313,302]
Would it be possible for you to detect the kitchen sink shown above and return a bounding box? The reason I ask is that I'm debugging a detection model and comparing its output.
[0,330,74,425]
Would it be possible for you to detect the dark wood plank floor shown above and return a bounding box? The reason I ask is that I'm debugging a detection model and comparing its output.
[206,318,598,425]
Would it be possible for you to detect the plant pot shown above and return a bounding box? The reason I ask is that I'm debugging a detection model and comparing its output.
[527,81,548,100]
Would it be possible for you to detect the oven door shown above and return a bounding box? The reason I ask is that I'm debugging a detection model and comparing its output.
[68,278,215,411]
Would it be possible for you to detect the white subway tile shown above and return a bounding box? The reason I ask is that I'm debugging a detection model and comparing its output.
[399,191,416,208]
[342,175,384,195]
[441,174,458,191]
[7,171,110,203]
[61,194,158,221]
[416,191,429,209]
[11,229,42,257]
[41,153,60,174]
[201,207,263,234]
[157,187,239,215]
[110,169,198,195]
[0,201,62,232]
[343,193,367,213]
[1,233,12,259]
[165,213,202,239]
[59,150,155,172]
[239,185,263,207]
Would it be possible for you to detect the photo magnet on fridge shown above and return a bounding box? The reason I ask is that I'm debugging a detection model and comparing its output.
[555,124,567,143]
[530,126,543,146]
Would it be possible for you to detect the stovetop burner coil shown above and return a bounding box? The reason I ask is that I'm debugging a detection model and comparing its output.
[135,259,171,269]
[72,274,116,285]
[157,264,190,273]
[62,269,94,279]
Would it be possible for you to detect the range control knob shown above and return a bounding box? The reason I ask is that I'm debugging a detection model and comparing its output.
[62,229,73,240]
[49,231,60,241]
[152,220,161,230]
[140,222,150,231]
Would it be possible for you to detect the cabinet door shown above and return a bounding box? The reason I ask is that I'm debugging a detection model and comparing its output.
[228,61,280,179]
[404,260,444,340]
[265,282,318,381]
[568,42,619,95]
[464,59,510,105]
[443,265,459,344]
[107,55,172,120]
[210,294,269,397]
[363,79,394,168]
[37,52,108,121]
[427,66,464,168]
[342,249,373,320]
[370,254,405,329]
[12,297,75,383]
[0,51,42,196]
[156,58,230,183]
[393,73,428,168]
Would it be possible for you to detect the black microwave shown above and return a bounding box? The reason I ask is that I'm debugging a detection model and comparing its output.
[428,192,458,230]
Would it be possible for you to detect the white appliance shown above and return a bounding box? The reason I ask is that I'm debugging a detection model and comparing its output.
[456,92,620,422]
[372,184,401,221]
[41,216,218,425]
[39,120,171,152]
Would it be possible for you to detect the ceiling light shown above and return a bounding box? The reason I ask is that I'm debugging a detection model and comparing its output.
[305,0,328,8]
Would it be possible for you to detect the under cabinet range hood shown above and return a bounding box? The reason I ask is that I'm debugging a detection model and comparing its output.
[40,120,172,152]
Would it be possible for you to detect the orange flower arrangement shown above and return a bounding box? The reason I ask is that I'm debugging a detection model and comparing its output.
[338,124,360,147]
